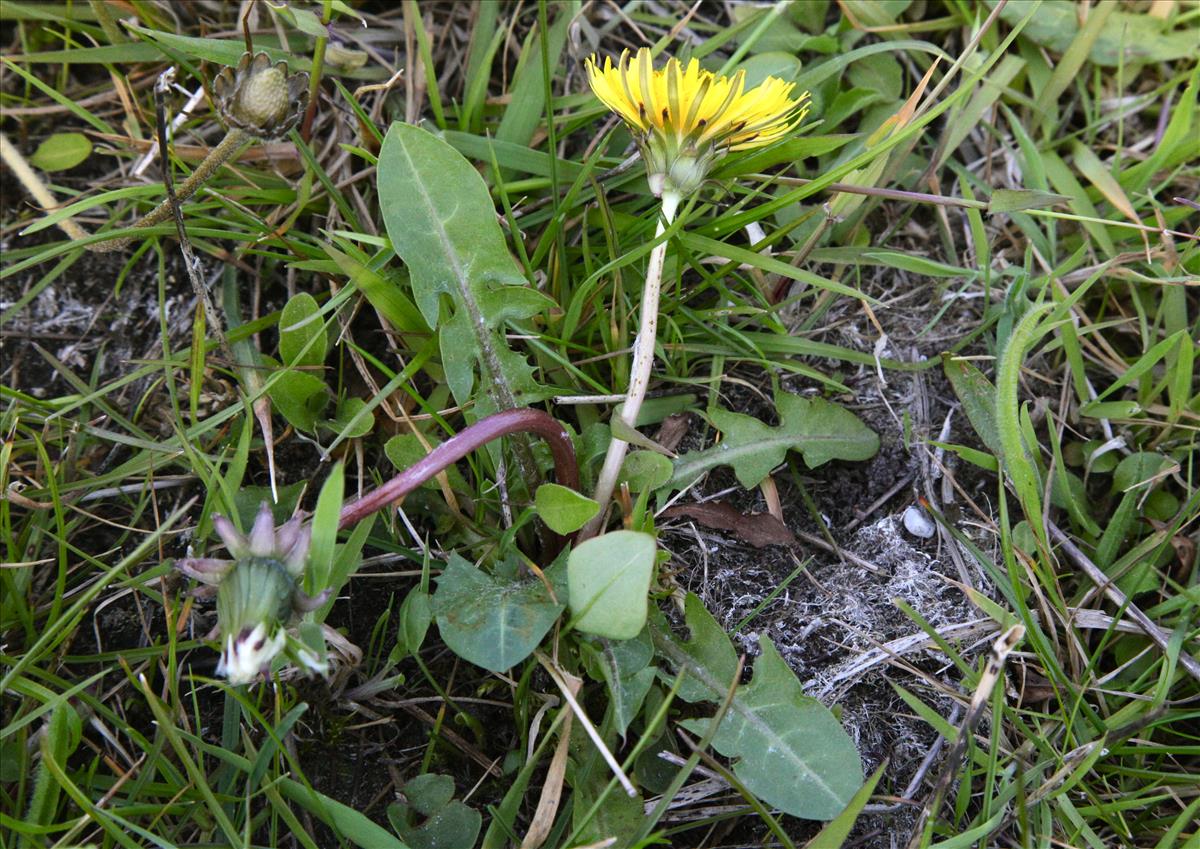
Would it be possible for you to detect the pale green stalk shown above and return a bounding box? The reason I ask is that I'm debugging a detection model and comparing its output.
[581,191,681,539]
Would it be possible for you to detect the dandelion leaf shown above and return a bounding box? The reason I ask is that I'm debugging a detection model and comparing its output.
[670,391,879,490]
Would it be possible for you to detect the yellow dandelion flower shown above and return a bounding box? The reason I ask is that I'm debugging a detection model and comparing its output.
[586,47,810,197]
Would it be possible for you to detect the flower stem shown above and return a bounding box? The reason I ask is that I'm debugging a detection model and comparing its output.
[88,126,251,253]
[581,191,680,539]
[336,408,579,534]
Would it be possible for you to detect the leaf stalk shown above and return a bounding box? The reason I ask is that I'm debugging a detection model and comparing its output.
[337,408,578,539]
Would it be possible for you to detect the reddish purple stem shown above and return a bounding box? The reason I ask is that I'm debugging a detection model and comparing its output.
[337,409,579,531]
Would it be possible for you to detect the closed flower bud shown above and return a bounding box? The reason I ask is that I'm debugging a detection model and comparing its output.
[214,51,309,138]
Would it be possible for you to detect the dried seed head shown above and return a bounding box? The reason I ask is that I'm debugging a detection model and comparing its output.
[214,51,309,138]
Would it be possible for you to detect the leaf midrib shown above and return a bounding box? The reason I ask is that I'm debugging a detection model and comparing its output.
[654,631,845,807]
[670,431,866,487]
[390,133,472,311]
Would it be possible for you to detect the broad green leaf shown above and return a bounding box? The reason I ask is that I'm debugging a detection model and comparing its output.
[495,336,549,405]
[660,596,862,820]
[377,122,545,404]
[667,592,739,705]
[29,132,91,172]
[321,396,374,439]
[803,764,886,848]
[568,531,656,640]
[619,451,674,493]
[437,310,477,406]
[432,553,564,672]
[266,2,328,38]
[991,0,1199,65]
[1145,490,1180,523]
[789,0,831,33]
[232,484,304,528]
[671,392,879,490]
[535,483,600,535]
[736,51,802,87]
[388,774,481,849]
[680,638,863,820]
[1113,452,1176,495]
[279,293,327,367]
[581,630,655,738]
[848,50,903,100]
[395,587,432,659]
[571,768,645,847]
[1083,440,1120,475]
[377,122,529,322]
[840,0,911,27]
[266,367,329,433]
[729,4,810,53]
[820,88,886,133]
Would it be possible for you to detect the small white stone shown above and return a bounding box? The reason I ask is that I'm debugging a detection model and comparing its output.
[902,505,936,539]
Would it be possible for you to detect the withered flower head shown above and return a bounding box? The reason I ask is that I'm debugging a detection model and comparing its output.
[213,51,309,138]
[177,503,328,686]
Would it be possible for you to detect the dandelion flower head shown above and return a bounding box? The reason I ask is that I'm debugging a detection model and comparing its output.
[176,503,329,685]
[586,48,810,197]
